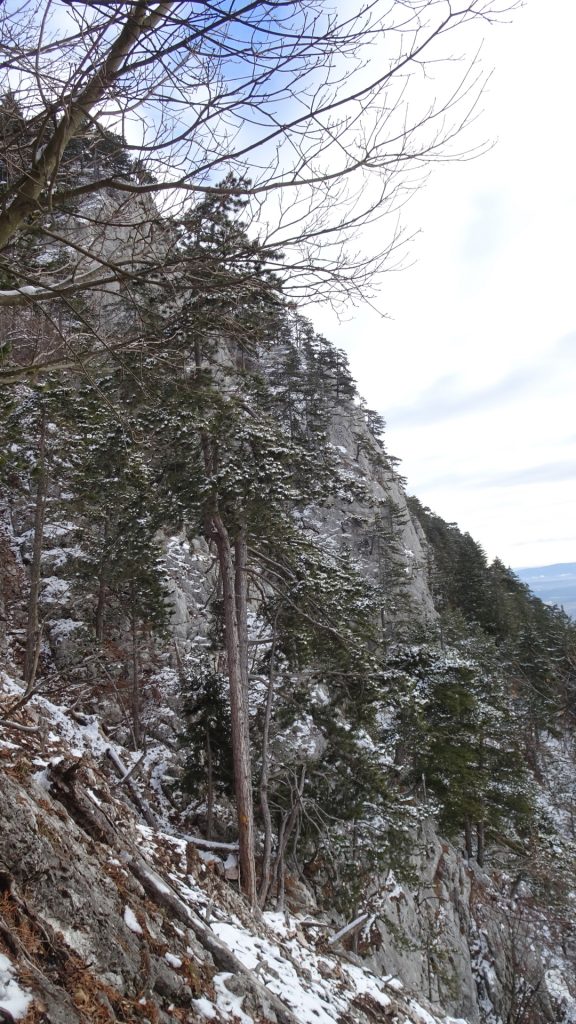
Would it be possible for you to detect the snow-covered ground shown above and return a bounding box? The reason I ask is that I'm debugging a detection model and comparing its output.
[0,668,472,1024]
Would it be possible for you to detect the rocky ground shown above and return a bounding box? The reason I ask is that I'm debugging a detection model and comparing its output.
[0,668,480,1024]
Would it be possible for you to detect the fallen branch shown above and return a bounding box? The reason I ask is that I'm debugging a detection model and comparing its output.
[105,747,158,829]
[0,718,40,733]
[184,835,239,853]
[110,749,146,786]
[328,913,369,947]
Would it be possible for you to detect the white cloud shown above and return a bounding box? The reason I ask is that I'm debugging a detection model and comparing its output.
[313,0,576,569]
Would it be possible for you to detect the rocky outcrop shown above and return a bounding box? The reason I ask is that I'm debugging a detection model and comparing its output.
[366,827,479,1023]
[326,401,436,624]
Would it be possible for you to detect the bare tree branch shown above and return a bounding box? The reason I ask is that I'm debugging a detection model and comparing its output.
[0,0,519,332]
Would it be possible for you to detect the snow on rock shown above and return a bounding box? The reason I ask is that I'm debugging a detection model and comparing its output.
[0,648,480,1024]
[271,713,327,764]
[410,1000,441,1024]
[213,973,254,1024]
[342,962,392,1007]
[0,953,33,1020]
[545,969,576,1023]
[123,905,143,935]
[193,996,218,1018]
[41,575,72,603]
[212,917,405,1024]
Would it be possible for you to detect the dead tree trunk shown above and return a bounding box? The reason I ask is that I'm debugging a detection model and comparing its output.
[130,590,141,750]
[95,521,109,641]
[23,407,47,690]
[272,765,306,911]
[235,526,249,699]
[206,727,214,840]
[258,622,278,908]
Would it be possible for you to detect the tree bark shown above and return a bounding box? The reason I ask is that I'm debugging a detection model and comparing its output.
[23,407,47,690]
[130,592,141,750]
[95,571,107,642]
[95,521,109,641]
[272,766,306,910]
[211,512,257,906]
[258,624,277,907]
[235,526,249,699]
[206,727,214,840]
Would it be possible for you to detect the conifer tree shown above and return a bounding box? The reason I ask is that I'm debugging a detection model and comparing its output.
[384,638,533,863]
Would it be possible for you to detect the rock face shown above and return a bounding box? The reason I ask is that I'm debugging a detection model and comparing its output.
[54,186,168,309]
[158,395,437,655]
[2,497,576,1023]
[2,401,575,1024]
[2,355,576,1023]
[366,826,480,1023]
[326,401,436,624]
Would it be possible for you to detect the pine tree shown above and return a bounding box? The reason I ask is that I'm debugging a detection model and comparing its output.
[384,638,533,863]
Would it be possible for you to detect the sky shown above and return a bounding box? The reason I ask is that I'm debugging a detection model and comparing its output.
[313,0,576,570]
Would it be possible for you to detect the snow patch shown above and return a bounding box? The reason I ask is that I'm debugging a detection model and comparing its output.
[213,973,253,1024]
[123,906,143,935]
[193,996,217,1018]
[0,954,33,1019]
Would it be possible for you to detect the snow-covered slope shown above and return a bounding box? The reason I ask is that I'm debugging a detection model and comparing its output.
[3,660,576,1024]
[0,669,472,1024]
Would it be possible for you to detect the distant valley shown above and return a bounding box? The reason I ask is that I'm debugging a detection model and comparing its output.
[515,562,576,618]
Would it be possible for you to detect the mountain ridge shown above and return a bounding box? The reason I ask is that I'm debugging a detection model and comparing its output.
[515,562,576,618]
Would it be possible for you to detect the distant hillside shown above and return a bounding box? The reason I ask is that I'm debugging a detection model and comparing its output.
[515,562,576,618]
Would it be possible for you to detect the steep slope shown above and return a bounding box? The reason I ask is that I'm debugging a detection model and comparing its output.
[0,669,475,1024]
[2,140,576,1024]
[2,381,576,1023]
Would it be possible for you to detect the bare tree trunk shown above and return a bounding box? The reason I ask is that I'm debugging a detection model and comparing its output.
[0,569,5,658]
[95,571,106,642]
[130,594,141,750]
[476,734,486,867]
[258,624,277,908]
[211,512,257,907]
[0,505,10,657]
[235,526,249,699]
[95,521,109,641]
[24,407,47,690]
[206,728,214,840]
[0,3,172,252]
[272,766,306,910]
